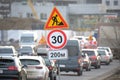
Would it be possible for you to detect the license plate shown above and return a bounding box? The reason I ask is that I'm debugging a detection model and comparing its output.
[0,70,3,73]
[59,65,65,67]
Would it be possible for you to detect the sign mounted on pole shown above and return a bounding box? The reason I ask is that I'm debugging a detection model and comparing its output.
[48,49,68,60]
[47,29,67,49]
[44,7,69,30]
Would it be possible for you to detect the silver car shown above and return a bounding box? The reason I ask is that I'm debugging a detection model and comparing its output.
[97,47,113,62]
[19,56,49,80]
[0,46,18,56]
[97,49,111,65]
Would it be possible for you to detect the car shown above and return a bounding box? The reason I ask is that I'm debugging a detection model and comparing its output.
[18,45,37,56]
[0,46,18,56]
[82,53,91,71]
[82,49,101,69]
[44,57,57,80]
[97,47,113,62]
[84,36,97,49]
[72,36,88,48]
[97,49,111,65]
[56,39,84,76]
[0,56,27,80]
[19,56,49,80]
[37,47,49,57]
[37,47,57,80]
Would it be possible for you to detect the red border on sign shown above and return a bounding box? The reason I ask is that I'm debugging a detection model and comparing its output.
[47,29,67,49]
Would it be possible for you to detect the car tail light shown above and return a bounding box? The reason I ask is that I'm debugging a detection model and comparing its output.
[8,66,18,70]
[48,66,53,70]
[36,66,43,69]
[78,56,82,64]
[90,56,97,61]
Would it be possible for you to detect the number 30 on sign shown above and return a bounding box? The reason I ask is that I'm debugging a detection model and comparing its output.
[47,29,67,49]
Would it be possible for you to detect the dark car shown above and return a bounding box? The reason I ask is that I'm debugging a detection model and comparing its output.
[44,57,57,80]
[0,56,27,80]
[57,39,84,76]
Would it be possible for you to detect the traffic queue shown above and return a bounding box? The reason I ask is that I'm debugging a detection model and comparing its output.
[0,35,113,80]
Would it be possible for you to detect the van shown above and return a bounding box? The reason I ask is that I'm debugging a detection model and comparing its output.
[57,39,83,76]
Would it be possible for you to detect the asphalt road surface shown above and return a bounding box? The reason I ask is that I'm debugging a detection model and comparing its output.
[56,60,120,80]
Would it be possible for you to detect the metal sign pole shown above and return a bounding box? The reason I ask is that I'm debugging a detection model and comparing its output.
[58,60,61,80]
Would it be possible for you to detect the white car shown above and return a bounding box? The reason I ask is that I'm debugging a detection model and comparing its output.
[82,53,91,71]
[19,56,49,80]
[97,49,111,65]
[97,47,113,62]
[0,46,18,56]
[72,36,88,48]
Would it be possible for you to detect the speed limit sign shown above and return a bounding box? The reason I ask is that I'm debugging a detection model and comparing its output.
[47,29,67,49]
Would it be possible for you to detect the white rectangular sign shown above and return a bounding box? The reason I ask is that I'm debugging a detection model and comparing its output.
[48,49,68,60]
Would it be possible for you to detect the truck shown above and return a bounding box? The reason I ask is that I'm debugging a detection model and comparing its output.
[19,31,38,47]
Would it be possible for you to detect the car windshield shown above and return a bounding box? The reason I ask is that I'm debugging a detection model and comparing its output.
[0,48,13,53]
[82,51,95,56]
[98,48,109,52]
[21,37,34,43]
[97,51,106,55]
[20,47,32,52]
[20,59,40,65]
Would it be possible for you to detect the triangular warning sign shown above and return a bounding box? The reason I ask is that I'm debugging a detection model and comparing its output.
[39,35,46,45]
[44,7,69,30]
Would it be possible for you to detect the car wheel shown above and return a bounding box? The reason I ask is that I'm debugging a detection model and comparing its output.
[86,64,91,71]
[54,76,57,80]
[77,68,83,76]
[50,75,54,80]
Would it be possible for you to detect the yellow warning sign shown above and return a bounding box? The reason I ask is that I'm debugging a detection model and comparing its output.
[39,35,46,45]
[44,7,69,30]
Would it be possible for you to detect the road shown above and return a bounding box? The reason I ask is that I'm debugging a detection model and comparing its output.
[56,60,120,80]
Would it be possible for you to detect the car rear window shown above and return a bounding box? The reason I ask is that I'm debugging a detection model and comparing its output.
[64,46,78,56]
[0,59,15,67]
[97,51,106,55]
[20,59,40,65]
[0,48,13,53]
[82,51,95,56]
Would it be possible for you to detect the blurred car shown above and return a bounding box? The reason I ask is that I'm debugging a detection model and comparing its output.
[97,47,113,62]
[37,47,57,80]
[44,57,57,80]
[0,46,18,56]
[82,49,101,69]
[82,53,91,71]
[57,39,84,76]
[97,49,111,65]
[18,45,37,56]
[37,47,49,57]
[73,36,88,48]
[0,56,27,80]
[84,36,97,49]
[19,56,49,80]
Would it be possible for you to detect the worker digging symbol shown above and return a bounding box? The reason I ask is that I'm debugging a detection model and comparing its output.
[52,14,63,26]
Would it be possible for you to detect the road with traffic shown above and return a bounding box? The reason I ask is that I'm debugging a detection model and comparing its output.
[56,60,120,80]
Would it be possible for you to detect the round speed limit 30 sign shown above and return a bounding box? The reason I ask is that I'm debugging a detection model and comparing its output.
[47,29,67,49]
